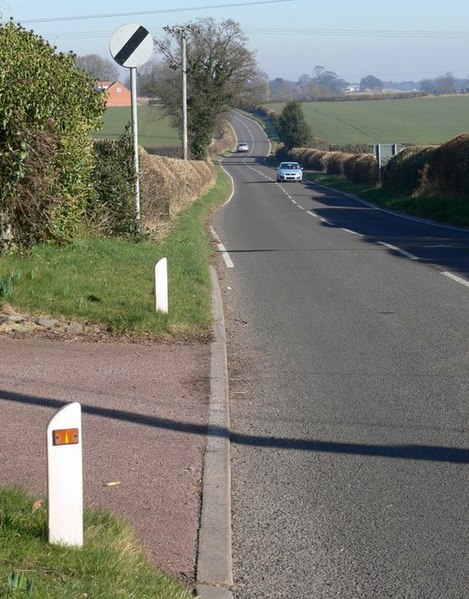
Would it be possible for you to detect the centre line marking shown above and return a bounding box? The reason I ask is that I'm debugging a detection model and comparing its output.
[377,241,419,260]
[442,271,469,288]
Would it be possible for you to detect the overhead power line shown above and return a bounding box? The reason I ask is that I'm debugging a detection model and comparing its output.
[28,26,469,42]
[16,0,294,24]
[242,27,469,39]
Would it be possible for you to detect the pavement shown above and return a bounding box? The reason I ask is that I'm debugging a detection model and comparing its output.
[0,267,233,598]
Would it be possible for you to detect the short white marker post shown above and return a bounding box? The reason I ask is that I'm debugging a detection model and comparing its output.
[47,402,83,547]
[154,258,168,313]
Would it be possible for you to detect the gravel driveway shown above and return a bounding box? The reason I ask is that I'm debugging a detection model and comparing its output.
[0,335,210,585]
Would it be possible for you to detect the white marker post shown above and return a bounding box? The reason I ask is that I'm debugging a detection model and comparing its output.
[154,257,168,313]
[47,402,83,547]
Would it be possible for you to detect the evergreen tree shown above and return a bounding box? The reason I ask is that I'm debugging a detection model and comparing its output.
[277,101,312,150]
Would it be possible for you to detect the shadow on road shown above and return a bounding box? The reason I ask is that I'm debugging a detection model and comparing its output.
[2,388,467,464]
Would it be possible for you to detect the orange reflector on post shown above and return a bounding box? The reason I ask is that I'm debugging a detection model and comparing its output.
[52,428,79,446]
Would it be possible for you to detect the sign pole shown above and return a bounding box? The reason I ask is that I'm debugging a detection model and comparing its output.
[130,66,141,231]
[110,24,154,234]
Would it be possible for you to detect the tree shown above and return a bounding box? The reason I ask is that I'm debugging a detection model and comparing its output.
[269,78,295,101]
[310,66,346,97]
[75,54,119,81]
[435,72,457,94]
[359,74,384,92]
[153,18,258,159]
[420,72,457,95]
[277,101,312,150]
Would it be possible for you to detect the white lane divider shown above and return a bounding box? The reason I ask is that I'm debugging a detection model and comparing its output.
[341,228,361,236]
[210,226,234,269]
[377,241,419,261]
[442,271,469,289]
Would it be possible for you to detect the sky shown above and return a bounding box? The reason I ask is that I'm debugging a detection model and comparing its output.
[3,0,469,83]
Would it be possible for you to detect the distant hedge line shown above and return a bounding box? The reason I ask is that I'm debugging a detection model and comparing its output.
[283,133,469,200]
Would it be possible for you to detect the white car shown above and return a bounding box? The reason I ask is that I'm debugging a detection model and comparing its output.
[276,161,303,182]
[236,141,249,153]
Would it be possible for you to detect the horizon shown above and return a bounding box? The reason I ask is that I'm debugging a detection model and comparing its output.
[3,0,469,82]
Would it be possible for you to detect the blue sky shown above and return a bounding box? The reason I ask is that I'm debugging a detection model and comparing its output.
[4,0,469,82]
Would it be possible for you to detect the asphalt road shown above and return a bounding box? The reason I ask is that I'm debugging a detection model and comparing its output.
[213,113,469,598]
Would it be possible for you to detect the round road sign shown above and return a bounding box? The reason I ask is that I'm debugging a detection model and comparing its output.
[110,24,154,68]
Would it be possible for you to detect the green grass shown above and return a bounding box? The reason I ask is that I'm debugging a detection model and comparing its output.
[93,105,181,151]
[266,95,469,146]
[0,486,193,599]
[0,167,231,339]
[304,171,469,229]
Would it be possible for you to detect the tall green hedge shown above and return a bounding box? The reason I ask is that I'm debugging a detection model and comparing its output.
[0,21,105,249]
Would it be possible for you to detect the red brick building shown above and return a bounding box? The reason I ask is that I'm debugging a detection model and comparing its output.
[97,81,131,107]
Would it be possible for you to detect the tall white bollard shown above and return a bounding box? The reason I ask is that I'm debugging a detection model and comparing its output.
[154,257,168,313]
[47,402,83,547]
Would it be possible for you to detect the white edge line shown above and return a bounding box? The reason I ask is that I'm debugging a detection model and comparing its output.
[377,241,419,260]
[341,228,361,236]
[218,243,234,268]
[218,161,235,207]
[210,226,234,269]
[442,271,469,288]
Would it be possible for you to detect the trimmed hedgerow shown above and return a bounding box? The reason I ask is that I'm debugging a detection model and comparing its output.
[419,133,469,199]
[382,145,435,195]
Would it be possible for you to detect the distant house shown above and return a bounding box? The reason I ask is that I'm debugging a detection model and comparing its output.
[96,81,131,107]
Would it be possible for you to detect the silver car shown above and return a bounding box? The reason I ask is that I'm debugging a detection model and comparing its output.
[276,161,303,182]
[237,141,249,153]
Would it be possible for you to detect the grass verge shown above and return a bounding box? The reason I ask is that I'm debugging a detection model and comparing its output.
[304,171,469,229]
[0,486,193,599]
[0,167,231,340]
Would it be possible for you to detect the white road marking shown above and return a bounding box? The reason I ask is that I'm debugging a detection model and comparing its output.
[442,271,469,288]
[377,241,419,260]
[341,228,361,236]
[210,226,234,268]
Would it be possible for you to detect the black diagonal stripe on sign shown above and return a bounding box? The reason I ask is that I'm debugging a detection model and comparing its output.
[114,26,149,66]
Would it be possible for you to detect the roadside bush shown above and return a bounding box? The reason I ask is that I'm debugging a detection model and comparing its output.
[343,153,378,184]
[0,22,105,250]
[288,147,310,165]
[324,151,349,176]
[383,145,435,195]
[419,133,469,199]
[306,149,328,170]
[139,151,215,239]
[90,133,137,237]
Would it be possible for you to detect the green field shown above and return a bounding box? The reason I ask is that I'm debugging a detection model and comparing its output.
[93,105,181,152]
[267,95,469,146]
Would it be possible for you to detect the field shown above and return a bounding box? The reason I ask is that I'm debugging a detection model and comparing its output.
[95,95,469,152]
[93,105,181,153]
[266,95,469,146]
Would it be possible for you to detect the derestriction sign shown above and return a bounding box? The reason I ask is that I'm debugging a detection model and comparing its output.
[109,24,153,68]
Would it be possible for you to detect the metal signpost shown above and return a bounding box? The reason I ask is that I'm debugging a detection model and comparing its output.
[110,24,154,232]
[375,143,404,184]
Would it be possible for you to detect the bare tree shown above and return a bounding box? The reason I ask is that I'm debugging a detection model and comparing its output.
[75,54,119,81]
[153,18,258,159]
